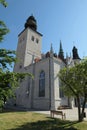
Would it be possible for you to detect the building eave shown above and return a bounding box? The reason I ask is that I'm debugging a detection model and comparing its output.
[18,27,43,37]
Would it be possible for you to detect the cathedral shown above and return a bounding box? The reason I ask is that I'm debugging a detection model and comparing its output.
[14,15,80,110]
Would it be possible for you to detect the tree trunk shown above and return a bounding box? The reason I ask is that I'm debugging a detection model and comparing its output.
[81,97,86,121]
[77,96,82,122]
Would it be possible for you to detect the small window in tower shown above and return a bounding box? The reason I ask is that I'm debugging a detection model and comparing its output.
[19,65,22,69]
[31,36,34,41]
[22,37,25,41]
[36,38,39,44]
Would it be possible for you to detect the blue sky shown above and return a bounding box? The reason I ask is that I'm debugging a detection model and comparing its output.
[1,0,87,58]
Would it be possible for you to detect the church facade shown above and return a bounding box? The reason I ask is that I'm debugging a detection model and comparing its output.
[14,15,80,110]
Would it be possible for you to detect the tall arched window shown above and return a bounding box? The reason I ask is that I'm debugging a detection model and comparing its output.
[59,81,64,98]
[39,71,45,97]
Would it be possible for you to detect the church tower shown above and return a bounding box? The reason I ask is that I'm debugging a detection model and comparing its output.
[14,15,42,71]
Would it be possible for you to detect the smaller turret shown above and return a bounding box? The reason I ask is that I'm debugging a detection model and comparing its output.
[72,46,80,59]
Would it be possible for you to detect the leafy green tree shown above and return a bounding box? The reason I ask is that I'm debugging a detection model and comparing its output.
[0,0,7,7]
[0,70,32,109]
[0,0,32,111]
[0,0,8,42]
[58,59,87,122]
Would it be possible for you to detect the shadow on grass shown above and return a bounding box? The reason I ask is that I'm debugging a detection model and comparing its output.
[0,107,30,114]
[0,108,78,130]
[9,118,78,130]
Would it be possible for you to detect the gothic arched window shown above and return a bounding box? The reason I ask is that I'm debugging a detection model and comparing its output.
[39,71,45,97]
[59,81,64,98]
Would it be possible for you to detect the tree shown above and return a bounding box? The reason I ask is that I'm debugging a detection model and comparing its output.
[0,0,8,42]
[0,0,7,7]
[0,0,32,110]
[58,59,87,122]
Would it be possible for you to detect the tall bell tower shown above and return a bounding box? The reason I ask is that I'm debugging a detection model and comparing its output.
[14,15,42,71]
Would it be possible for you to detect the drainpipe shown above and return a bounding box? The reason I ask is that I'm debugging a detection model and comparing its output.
[49,54,55,110]
[31,54,35,109]
[49,57,51,109]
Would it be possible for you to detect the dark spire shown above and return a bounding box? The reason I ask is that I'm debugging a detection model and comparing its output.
[50,43,54,57]
[50,43,53,54]
[58,40,64,60]
[72,46,80,59]
[25,15,37,31]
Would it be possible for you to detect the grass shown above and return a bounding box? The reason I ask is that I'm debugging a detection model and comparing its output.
[0,111,87,130]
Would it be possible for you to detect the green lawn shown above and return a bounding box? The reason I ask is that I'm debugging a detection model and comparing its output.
[0,111,87,130]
